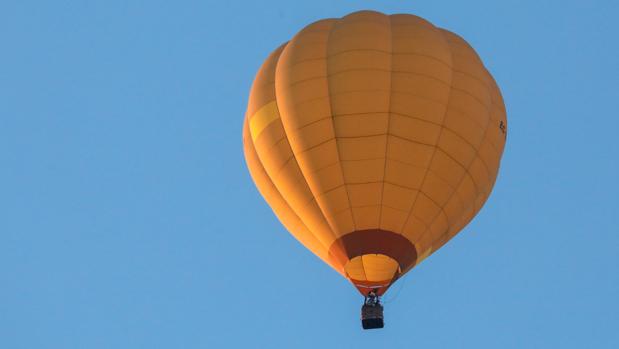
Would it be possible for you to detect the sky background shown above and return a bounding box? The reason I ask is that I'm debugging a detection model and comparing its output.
[1,0,618,348]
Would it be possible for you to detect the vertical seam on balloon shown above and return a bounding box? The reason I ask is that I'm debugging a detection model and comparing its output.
[247,121,335,257]
[417,120,492,248]
[423,129,493,249]
[273,20,351,267]
[244,118,334,262]
[249,47,337,262]
[397,25,455,235]
[359,255,368,282]
[413,41,496,248]
[377,14,393,230]
[406,40,496,250]
[324,19,357,233]
[303,21,358,245]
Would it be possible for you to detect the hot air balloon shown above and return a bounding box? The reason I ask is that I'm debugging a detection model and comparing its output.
[242,10,507,329]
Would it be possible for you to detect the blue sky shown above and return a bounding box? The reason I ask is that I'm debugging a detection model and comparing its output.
[1,1,618,348]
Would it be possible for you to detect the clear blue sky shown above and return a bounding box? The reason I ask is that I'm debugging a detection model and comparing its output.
[1,1,618,348]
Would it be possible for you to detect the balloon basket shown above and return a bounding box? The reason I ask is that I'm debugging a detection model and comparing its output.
[361,292,384,330]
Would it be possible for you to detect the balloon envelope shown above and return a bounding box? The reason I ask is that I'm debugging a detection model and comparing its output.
[243,10,507,295]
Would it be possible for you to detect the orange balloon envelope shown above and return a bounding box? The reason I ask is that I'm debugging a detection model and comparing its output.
[243,10,507,297]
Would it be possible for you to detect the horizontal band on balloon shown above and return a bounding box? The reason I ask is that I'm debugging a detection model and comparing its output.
[328,229,418,272]
[352,279,395,296]
[249,101,280,141]
[354,283,390,288]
